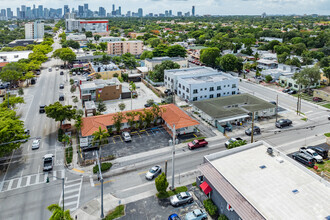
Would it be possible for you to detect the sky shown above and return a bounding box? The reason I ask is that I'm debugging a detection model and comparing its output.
[3,0,330,15]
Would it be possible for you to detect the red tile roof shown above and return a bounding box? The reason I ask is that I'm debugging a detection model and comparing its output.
[0,62,9,68]
[81,104,199,137]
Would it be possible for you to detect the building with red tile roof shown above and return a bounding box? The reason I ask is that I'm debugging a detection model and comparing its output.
[81,104,199,138]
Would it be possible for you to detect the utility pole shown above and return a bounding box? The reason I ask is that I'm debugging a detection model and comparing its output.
[251,112,255,143]
[62,178,64,211]
[275,95,278,123]
[95,150,104,218]
[165,160,167,177]
[171,124,176,190]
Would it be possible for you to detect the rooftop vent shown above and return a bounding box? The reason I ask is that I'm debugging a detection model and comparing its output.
[267,147,273,155]
[259,165,266,169]
[292,189,299,194]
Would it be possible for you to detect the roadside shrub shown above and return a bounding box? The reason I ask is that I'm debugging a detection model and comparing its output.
[65,146,73,164]
[265,75,273,83]
[70,79,74,85]
[58,128,64,142]
[203,199,218,216]
[70,85,76,93]
[218,214,229,220]
[93,162,112,174]
[192,182,197,186]
[113,73,119,77]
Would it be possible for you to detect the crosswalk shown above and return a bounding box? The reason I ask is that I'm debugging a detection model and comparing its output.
[59,177,83,212]
[0,170,65,193]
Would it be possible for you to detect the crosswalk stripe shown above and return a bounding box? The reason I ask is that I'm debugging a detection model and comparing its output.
[65,178,81,184]
[44,173,48,183]
[64,201,78,207]
[7,179,14,190]
[53,171,57,181]
[64,183,81,188]
[61,170,65,179]
[65,194,79,200]
[64,188,79,194]
[17,177,22,188]
[26,176,31,186]
[36,173,40,184]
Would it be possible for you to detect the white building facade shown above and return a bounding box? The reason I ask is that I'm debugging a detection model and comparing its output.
[164,67,238,102]
[25,21,44,39]
[66,19,108,33]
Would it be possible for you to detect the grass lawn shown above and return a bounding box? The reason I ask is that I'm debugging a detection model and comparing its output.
[324,133,330,137]
[157,186,188,199]
[312,160,330,174]
[183,137,206,143]
[322,103,330,109]
[104,205,125,220]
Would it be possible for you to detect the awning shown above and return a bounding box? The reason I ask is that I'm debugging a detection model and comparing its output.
[200,181,212,195]
[216,115,249,123]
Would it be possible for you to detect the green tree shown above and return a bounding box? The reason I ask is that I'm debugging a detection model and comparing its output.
[267,40,280,52]
[149,60,180,82]
[129,81,136,110]
[0,69,23,87]
[218,54,239,72]
[118,103,126,111]
[47,204,73,220]
[323,67,330,85]
[45,102,76,127]
[62,40,80,49]
[0,108,28,157]
[291,43,307,56]
[0,96,24,109]
[18,88,24,95]
[99,42,107,52]
[92,126,109,147]
[85,31,93,38]
[126,111,137,129]
[97,99,107,113]
[167,45,186,58]
[320,56,330,68]
[293,66,321,90]
[285,57,301,67]
[143,109,154,128]
[155,173,168,197]
[113,112,125,133]
[152,44,169,57]
[52,48,76,66]
[140,51,154,60]
[75,115,83,132]
[200,47,220,68]
[94,35,101,41]
[277,52,289,63]
[147,38,161,48]
[265,75,273,83]
[241,46,253,56]
[274,45,290,55]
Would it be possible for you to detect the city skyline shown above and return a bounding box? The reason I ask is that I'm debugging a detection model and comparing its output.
[0,0,329,17]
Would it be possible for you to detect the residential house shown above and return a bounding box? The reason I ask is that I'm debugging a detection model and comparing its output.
[257,59,278,70]
[88,62,121,79]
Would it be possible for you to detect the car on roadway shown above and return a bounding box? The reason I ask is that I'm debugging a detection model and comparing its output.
[299,147,323,163]
[43,154,54,171]
[32,139,40,150]
[39,105,46,113]
[122,132,132,142]
[185,209,207,220]
[170,192,193,207]
[313,97,323,102]
[269,101,277,105]
[145,165,162,180]
[55,67,59,71]
[72,72,76,76]
[168,213,181,220]
[307,146,328,159]
[225,137,243,148]
[328,114,330,120]
[282,88,290,93]
[48,68,52,72]
[188,139,208,150]
[59,94,65,101]
[287,90,297,95]
[275,119,292,128]
[60,71,64,75]
[292,152,315,168]
[59,84,64,89]
[245,126,261,136]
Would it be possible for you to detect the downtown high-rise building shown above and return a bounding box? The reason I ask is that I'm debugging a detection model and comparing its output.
[99,7,106,17]
[138,8,143,17]
[192,6,195,16]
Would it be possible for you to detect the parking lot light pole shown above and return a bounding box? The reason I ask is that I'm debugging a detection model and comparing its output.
[171,124,176,190]
[95,150,104,219]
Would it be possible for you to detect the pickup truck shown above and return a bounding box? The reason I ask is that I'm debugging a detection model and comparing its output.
[188,139,208,150]
[43,154,54,171]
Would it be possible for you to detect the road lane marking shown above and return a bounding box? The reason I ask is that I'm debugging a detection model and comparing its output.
[64,183,81,188]
[7,179,14,190]
[61,170,65,179]
[64,201,78,207]
[36,173,40,183]
[138,171,148,175]
[90,176,95,187]
[72,168,85,173]
[76,177,83,209]
[53,171,57,180]
[193,134,197,138]
[65,194,79,200]
[94,179,115,186]
[44,173,48,183]
[26,176,31,186]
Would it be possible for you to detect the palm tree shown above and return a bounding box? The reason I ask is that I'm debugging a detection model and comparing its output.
[129,81,136,110]
[92,127,110,147]
[47,204,73,220]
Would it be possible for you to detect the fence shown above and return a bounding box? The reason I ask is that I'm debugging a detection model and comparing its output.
[145,76,165,87]
[141,78,164,98]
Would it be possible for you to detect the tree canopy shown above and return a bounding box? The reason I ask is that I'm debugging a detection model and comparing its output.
[200,47,220,68]
[149,60,180,82]
[45,102,77,126]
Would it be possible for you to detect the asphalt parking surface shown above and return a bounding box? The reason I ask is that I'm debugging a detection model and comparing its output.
[119,185,208,220]
[287,142,330,158]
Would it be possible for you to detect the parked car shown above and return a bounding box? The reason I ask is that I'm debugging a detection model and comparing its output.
[122,132,132,142]
[24,129,30,136]
[185,209,207,220]
[43,154,54,171]
[72,72,76,76]
[168,214,181,220]
[313,97,323,102]
[59,84,64,89]
[48,68,52,72]
[225,137,243,148]
[170,192,193,207]
[32,139,40,150]
[145,165,162,180]
[282,88,290,93]
[275,119,292,128]
[39,105,46,113]
[55,67,59,71]
[245,126,261,136]
[292,152,315,167]
[299,147,323,163]
[188,139,208,150]
[287,90,297,94]
[60,71,64,75]
[59,94,64,101]
[328,114,330,120]
[307,146,328,159]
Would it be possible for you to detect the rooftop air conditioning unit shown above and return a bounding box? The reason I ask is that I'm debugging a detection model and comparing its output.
[267,147,273,155]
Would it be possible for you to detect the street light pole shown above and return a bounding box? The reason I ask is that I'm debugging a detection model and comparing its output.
[251,112,255,143]
[62,178,64,211]
[275,95,278,123]
[171,124,176,190]
[95,150,104,218]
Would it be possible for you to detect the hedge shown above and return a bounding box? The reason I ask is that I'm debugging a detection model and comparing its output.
[65,146,73,164]
[93,162,112,174]
[203,199,218,216]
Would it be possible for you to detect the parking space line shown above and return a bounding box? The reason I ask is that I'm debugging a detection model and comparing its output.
[158,128,164,134]
[193,134,197,138]
[138,171,148,175]
[112,137,116,144]
[131,131,141,138]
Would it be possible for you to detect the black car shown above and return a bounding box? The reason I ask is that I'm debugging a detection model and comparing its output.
[39,105,46,113]
[59,84,64,89]
[276,119,292,128]
[245,126,261,136]
[307,146,328,159]
[292,152,315,167]
[282,89,290,93]
[59,94,64,101]
[288,90,297,94]
[269,101,277,105]
[60,71,64,75]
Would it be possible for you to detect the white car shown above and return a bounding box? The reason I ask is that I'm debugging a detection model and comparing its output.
[55,67,59,71]
[122,132,132,142]
[145,165,162,180]
[299,147,323,163]
[32,139,40,150]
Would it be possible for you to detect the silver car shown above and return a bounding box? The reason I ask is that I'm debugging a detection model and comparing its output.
[145,165,162,180]
[32,139,40,150]
[122,132,132,142]
[170,192,193,207]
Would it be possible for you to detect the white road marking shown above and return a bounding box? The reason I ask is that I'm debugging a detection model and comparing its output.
[61,170,65,179]
[76,177,83,209]
[64,183,81,188]
[36,173,40,183]
[65,194,79,200]
[7,179,14,190]
[90,175,95,187]
[0,150,15,192]
[65,201,78,207]
[64,188,79,194]
[44,173,48,183]
[26,176,31,186]
[53,171,57,181]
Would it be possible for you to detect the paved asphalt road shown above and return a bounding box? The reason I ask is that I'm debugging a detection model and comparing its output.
[0,44,329,219]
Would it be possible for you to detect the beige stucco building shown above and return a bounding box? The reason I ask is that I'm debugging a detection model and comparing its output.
[107,40,144,56]
[144,57,188,71]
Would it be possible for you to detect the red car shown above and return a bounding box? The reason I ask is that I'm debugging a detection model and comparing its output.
[187,139,208,150]
[313,97,323,102]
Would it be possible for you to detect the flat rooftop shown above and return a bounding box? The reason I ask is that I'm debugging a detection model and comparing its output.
[185,74,232,84]
[145,56,186,62]
[207,142,330,220]
[165,67,217,76]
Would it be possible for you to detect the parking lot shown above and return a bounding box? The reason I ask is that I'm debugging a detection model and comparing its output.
[119,184,208,220]
[83,127,174,160]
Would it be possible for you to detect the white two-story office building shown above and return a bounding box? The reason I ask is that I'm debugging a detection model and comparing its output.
[164,67,238,102]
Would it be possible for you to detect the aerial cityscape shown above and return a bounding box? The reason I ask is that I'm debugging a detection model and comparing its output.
[0,1,329,220]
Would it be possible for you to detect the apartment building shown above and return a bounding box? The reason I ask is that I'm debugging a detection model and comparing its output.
[25,20,44,39]
[66,19,108,33]
[164,67,238,102]
[107,40,144,55]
